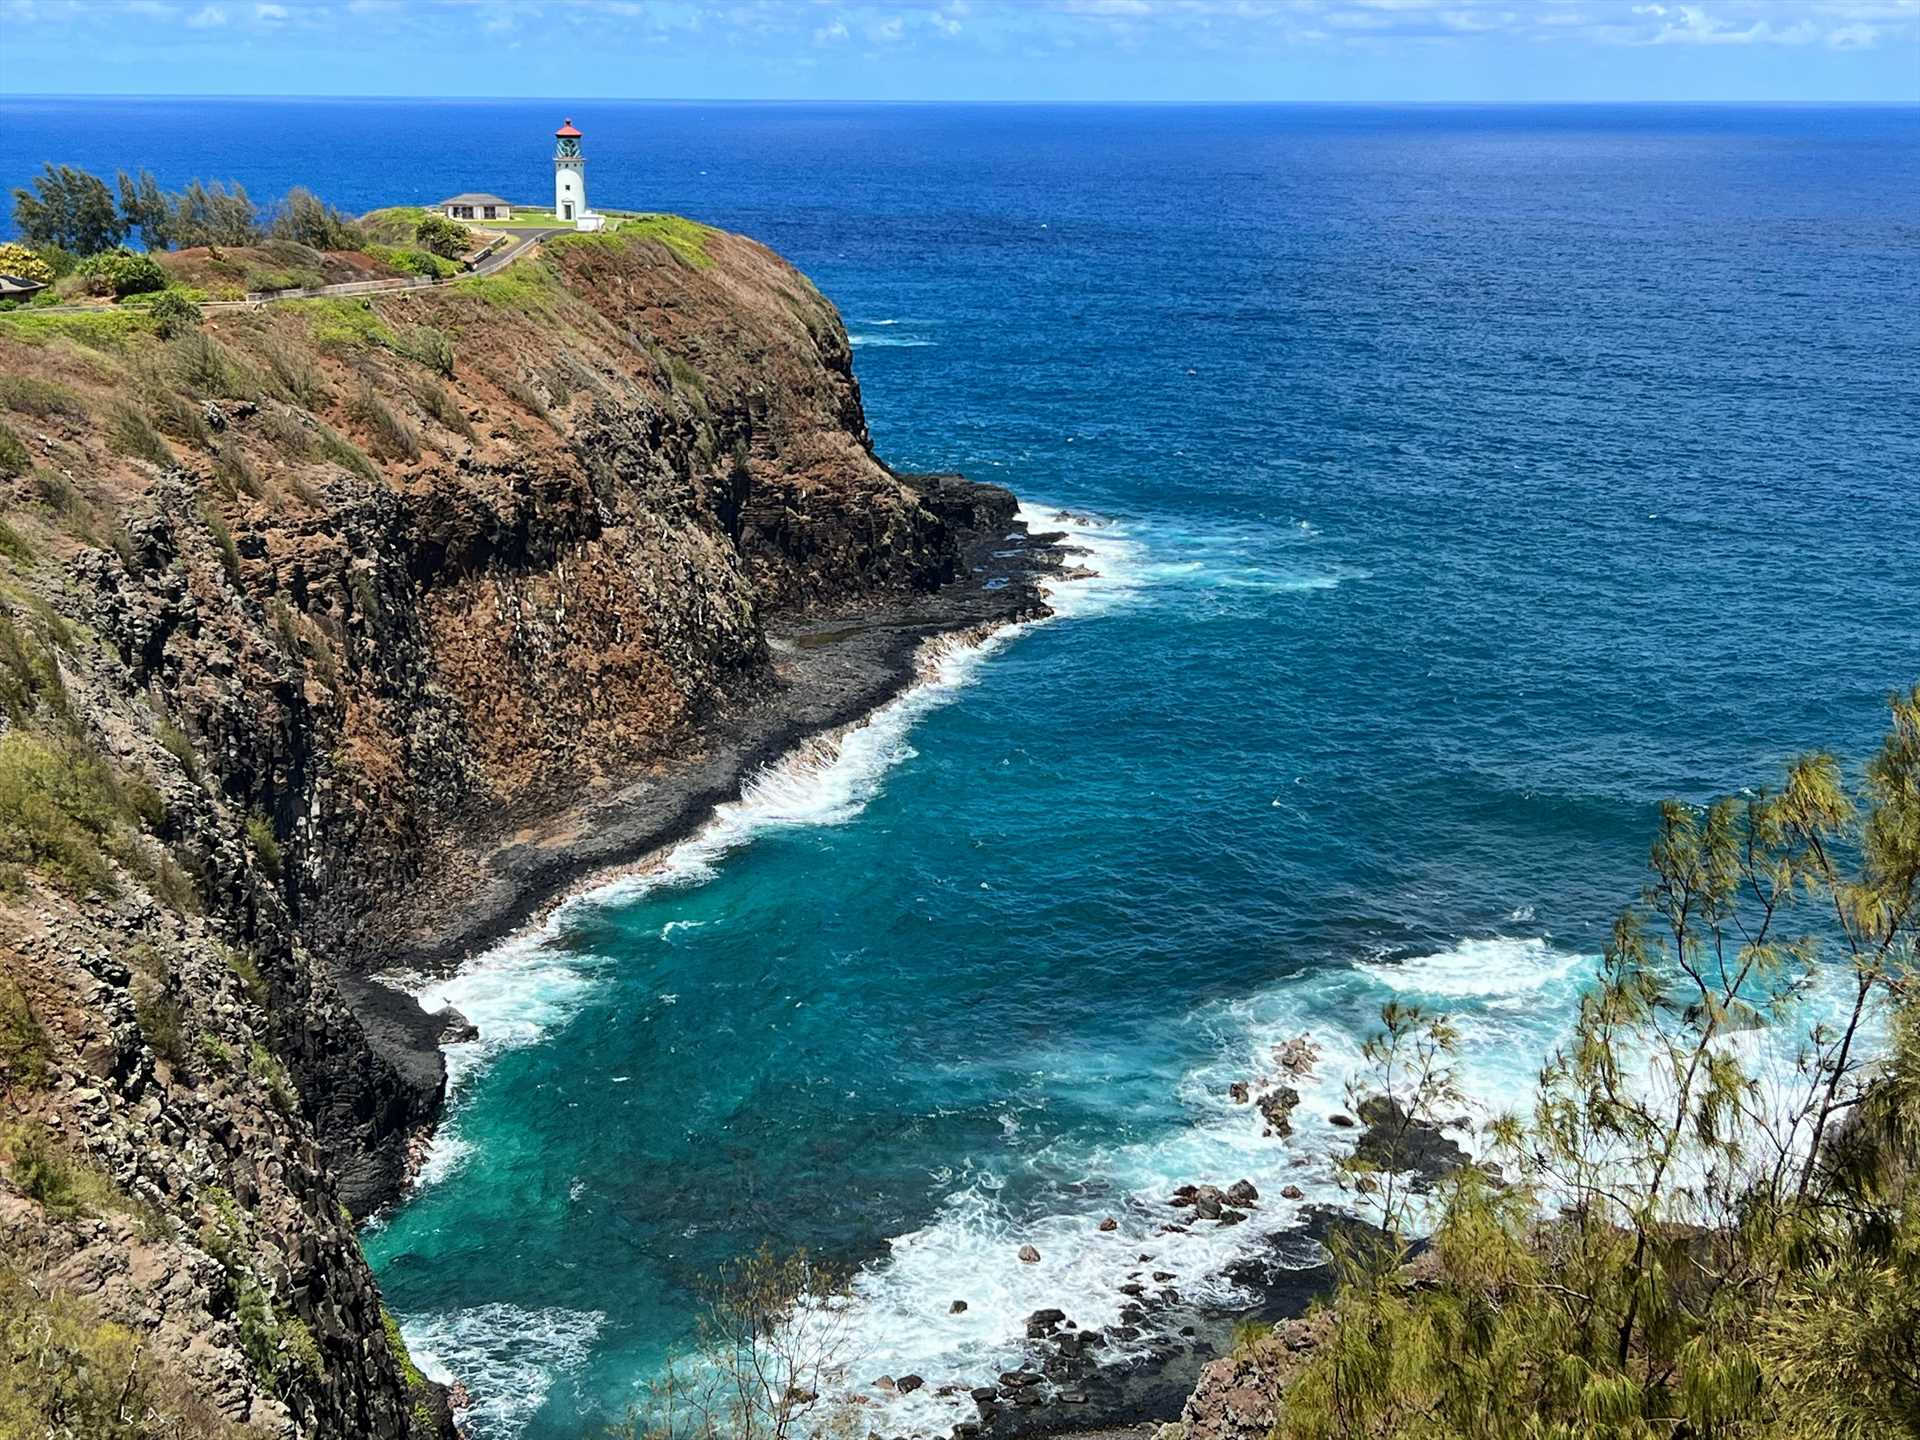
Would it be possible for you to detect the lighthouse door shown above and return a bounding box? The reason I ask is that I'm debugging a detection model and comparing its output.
[562,201,574,220]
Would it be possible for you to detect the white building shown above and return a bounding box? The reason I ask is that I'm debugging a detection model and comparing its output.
[439,193,513,222]
[553,118,604,231]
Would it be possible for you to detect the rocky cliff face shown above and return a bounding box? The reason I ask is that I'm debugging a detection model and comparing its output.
[0,220,1042,1436]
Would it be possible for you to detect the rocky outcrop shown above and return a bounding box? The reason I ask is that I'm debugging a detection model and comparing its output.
[0,220,1055,1435]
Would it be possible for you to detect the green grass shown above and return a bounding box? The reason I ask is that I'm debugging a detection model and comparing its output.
[452,259,561,313]
[615,213,716,269]
[296,295,398,350]
[0,306,152,349]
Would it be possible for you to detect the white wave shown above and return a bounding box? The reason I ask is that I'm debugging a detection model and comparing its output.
[1016,502,1144,621]
[850,334,935,348]
[403,1303,604,1440]
[829,936,1595,1435]
[1354,935,1584,1000]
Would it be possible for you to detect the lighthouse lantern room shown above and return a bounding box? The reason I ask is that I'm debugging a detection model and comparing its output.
[553,118,601,230]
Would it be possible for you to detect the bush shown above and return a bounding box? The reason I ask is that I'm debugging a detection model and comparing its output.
[0,422,26,478]
[415,213,472,259]
[0,729,122,895]
[0,980,49,1091]
[246,813,282,879]
[74,247,167,299]
[350,378,419,461]
[149,287,202,338]
[0,243,53,286]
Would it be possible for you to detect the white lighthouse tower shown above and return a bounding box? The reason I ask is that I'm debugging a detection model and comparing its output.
[553,117,601,230]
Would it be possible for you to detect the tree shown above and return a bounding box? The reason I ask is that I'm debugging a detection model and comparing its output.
[617,1246,856,1440]
[0,243,54,286]
[117,168,175,250]
[11,163,124,255]
[1273,685,1920,1439]
[270,187,363,251]
[414,214,472,260]
[170,179,261,248]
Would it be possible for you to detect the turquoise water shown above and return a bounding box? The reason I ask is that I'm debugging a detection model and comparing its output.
[8,101,1914,1436]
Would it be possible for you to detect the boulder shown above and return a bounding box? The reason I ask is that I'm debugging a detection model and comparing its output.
[1226,1179,1259,1206]
[1228,1081,1249,1103]
[1098,1216,1118,1232]
[950,1299,968,1313]
[1274,1034,1318,1076]
[1255,1087,1300,1137]
[1329,1112,1356,1128]
[897,1375,924,1394]
[1018,1244,1041,1263]
[1350,1095,1470,1190]
[1280,1184,1305,1200]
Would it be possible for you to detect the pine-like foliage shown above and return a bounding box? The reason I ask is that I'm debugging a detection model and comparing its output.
[1276,686,1920,1439]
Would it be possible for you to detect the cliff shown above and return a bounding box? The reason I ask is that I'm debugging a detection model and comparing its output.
[0,219,1056,1435]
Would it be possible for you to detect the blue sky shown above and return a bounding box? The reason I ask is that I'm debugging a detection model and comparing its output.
[0,0,1914,101]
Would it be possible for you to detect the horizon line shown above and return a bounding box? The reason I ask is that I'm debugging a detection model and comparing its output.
[2,94,1915,107]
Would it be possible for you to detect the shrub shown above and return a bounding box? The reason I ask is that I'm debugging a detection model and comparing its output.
[106,403,173,467]
[262,337,323,407]
[0,980,49,1091]
[203,505,242,584]
[0,729,121,895]
[170,329,249,397]
[417,378,475,440]
[0,373,86,419]
[226,946,268,1008]
[246,813,282,879]
[415,213,472,259]
[0,610,66,725]
[5,1123,125,1218]
[197,1032,234,1072]
[74,247,167,299]
[0,242,54,286]
[349,378,419,461]
[250,1042,298,1115]
[149,287,202,339]
[133,979,186,1066]
[0,422,27,478]
[401,323,455,378]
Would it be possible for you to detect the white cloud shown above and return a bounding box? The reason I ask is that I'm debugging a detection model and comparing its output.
[254,1,287,18]
[813,17,849,42]
[185,3,225,26]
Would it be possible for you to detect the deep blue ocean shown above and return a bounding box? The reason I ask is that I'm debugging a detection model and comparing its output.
[5,101,1917,1437]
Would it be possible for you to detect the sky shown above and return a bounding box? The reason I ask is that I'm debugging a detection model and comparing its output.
[0,0,1914,102]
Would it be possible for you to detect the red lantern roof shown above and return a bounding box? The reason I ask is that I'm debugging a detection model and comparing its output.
[555,118,583,138]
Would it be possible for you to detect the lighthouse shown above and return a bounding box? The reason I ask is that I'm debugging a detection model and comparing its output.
[554,117,592,227]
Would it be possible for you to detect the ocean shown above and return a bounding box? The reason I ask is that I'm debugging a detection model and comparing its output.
[5,100,1917,1437]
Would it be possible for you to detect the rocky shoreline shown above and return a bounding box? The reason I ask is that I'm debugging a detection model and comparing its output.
[855,1031,1477,1440]
[350,488,1072,1208]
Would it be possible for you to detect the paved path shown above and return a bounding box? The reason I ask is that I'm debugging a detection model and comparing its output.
[24,225,557,317]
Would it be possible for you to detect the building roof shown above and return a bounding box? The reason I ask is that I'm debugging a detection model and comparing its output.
[555,118,582,138]
[439,193,514,208]
[0,275,48,296]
